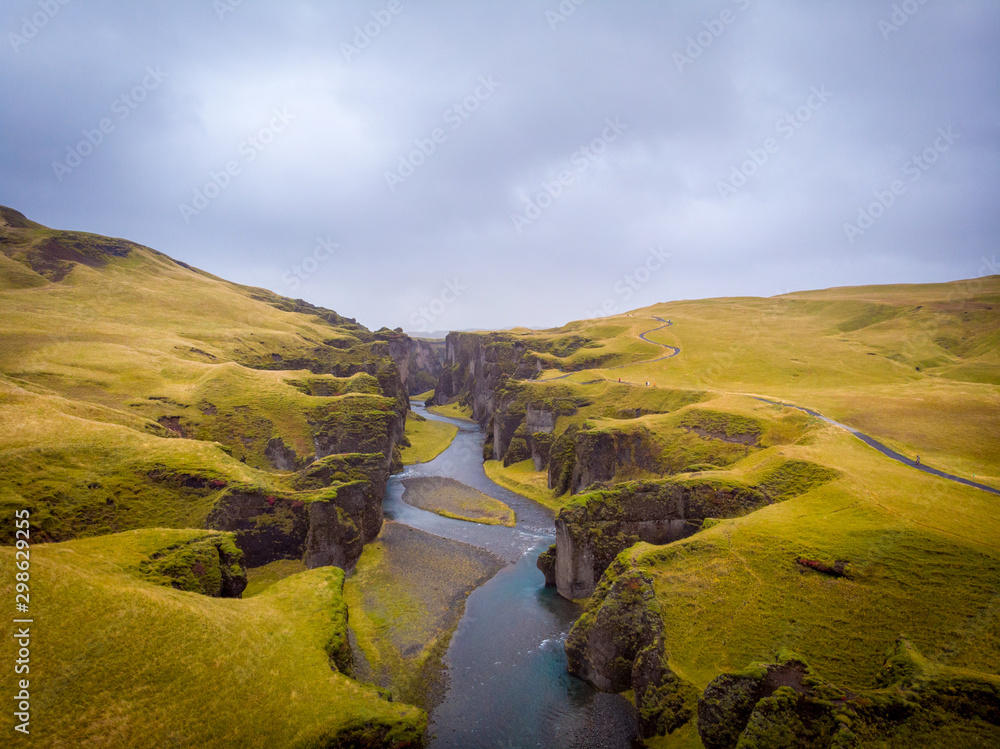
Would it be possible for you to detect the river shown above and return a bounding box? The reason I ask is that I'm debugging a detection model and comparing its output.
[383,404,639,748]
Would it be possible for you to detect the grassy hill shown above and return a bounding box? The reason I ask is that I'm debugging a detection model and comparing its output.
[485,275,1000,496]
[0,206,425,746]
[433,274,1000,746]
[0,205,413,543]
[0,529,425,746]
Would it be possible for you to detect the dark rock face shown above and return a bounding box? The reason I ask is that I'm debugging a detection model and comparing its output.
[530,431,554,471]
[567,427,661,493]
[565,557,698,739]
[698,662,810,749]
[431,332,537,424]
[697,640,1000,748]
[536,544,557,586]
[265,437,299,470]
[206,453,388,571]
[525,405,557,434]
[205,488,312,567]
[554,479,769,600]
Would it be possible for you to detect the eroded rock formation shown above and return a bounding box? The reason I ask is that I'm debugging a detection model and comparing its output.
[554,478,769,599]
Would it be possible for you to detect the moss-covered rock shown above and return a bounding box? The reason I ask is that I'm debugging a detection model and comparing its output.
[698,641,1000,749]
[139,533,247,597]
[565,555,699,739]
[554,477,769,599]
[536,543,557,586]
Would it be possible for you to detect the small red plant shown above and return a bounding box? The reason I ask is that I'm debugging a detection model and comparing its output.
[209,479,228,489]
[291,500,305,510]
[266,496,276,506]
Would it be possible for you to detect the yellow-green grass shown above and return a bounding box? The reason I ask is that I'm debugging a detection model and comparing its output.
[426,401,476,422]
[484,459,564,514]
[411,389,435,402]
[243,558,308,598]
[400,476,515,526]
[511,277,1000,486]
[0,214,408,541]
[399,411,457,465]
[0,529,425,746]
[0,377,382,542]
[342,521,504,706]
[612,423,1000,699]
[645,722,704,749]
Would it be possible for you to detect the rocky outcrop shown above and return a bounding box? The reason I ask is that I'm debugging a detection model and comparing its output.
[373,328,440,396]
[265,437,299,470]
[566,556,699,739]
[525,405,557,434]
[563,426,662,493]
[139,533,248,598]
[407,337,445,395]
[554,478,768,600]
[206,453,388,571]
[537,544,557,586]
[430,332,539,424]
[697,640,1000,748]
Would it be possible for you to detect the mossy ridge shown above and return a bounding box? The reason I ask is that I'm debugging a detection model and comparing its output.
[0,208,411,538]
[0,529,425,747]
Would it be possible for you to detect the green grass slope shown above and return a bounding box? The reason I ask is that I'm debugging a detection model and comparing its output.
[0,206,425,745]
[0,206,406,542]
[0,529,425,747]
[442,275,1000,744]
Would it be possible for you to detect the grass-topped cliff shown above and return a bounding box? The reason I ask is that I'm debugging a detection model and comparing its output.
[0,206,428,745]
[433,273,1000,746]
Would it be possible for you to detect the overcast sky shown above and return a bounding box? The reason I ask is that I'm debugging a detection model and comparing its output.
[2,1,998,332]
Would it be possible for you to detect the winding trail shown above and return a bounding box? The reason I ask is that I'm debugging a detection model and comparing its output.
[533,316,999,497]
[749,396,1000,497]
[535,316,679,383]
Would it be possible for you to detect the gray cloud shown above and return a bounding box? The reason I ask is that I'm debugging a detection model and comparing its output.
[2,0,998,331]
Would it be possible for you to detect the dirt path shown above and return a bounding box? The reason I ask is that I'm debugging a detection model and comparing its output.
[535,316,679,383]
[533,316,1000,496]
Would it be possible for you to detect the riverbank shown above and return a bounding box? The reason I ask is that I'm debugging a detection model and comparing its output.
[344,521,505,709]
[400,409,458,465]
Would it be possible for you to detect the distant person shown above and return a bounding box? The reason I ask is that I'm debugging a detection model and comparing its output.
[916,455,921,466]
